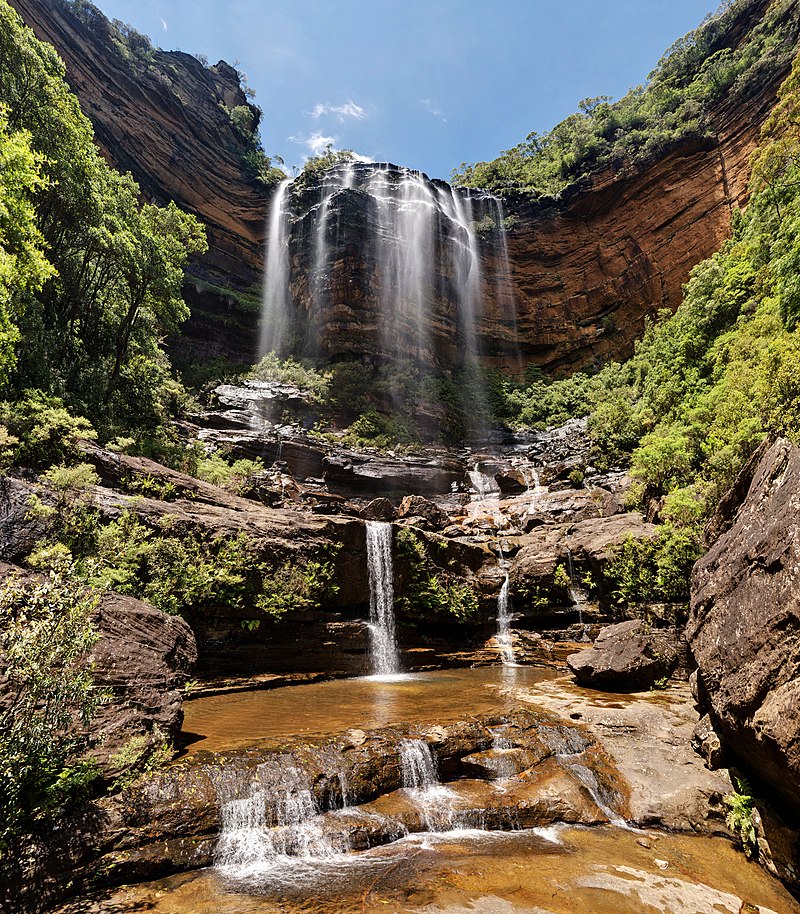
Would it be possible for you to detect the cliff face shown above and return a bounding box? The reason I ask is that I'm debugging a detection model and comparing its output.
[11,0,799,374]
[499,71,779,375]
[9,0,270,359]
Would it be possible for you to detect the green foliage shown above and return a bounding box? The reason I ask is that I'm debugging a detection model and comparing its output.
[195,454,265,494]
[454,0,799,198]
[603,527,702,609]
[0,0,206,442]
[0,562,107,852]
[724,776,758,854]
[256,552,340,620]
[395,528,480,622]
[0,390,95,470]
[108,728,172,793]
[293,146,358,189]
[338,408,419,451]
[249,352,331,399]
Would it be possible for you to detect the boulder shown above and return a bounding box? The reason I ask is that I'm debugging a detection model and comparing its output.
[90,591,197,762]
[0,563,196,768]
[689,438,800,813]
[566,619,682,691]
[361,497,396,521]
[494,468,528,495]
[396,495,448,530]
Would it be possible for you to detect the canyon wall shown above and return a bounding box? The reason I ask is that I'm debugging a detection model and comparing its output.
[11,0,799,374]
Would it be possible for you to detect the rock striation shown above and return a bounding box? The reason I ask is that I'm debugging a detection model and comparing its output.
[8,0,270,360]
[689,438,800,813]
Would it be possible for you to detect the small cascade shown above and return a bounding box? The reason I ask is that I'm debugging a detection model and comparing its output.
[399,739,459,832]
[215,764,342,876]
[487,727,519,781]
[365,521,400,677]
[566,548,590,631]
[496,545,515,666]
[538,727,628,829]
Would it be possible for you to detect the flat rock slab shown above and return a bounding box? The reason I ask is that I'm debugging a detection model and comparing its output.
[515,676,733,834]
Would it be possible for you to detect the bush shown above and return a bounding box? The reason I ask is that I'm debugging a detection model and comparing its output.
[0,562,107,852]
[395,528,480,622]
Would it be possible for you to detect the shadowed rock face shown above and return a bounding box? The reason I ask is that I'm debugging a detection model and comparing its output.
[10,0,798,374]
[689,439,800,813]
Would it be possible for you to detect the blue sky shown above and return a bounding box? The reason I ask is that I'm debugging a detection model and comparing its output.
[93,0,718,181]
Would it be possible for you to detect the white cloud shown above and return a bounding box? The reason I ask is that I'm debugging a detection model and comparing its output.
[288,132,375,165]
[159,15,168,31]
[310,100,367,122]
[288,131,338,156]
[419,98,447,123]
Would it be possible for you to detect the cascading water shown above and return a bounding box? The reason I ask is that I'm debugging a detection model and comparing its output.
[214,763,342,878]
[257,162,517,381]
[399,738,458,832]
[365,521,400,677]
[259,178,292,358]
[496,574,515,666]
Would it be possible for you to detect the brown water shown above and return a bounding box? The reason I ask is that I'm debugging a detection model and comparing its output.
[71,826,800,914]
[182,667,556,754]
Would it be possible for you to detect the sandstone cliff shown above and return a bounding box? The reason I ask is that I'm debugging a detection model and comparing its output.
[9,0,271,360]
[11,0,800,375]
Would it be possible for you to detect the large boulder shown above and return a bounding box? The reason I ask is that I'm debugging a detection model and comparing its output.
[689,438,800,812]
[89,590,197,761]
[567,619,682,691]
[0,563,196,766]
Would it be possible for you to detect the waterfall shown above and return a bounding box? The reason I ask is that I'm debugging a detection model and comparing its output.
[399,739,458,832]
[496,570,515,666]
[365,521,400,676]
[259,178,292,358]
[257,162,516,384]
[215,764,341,876]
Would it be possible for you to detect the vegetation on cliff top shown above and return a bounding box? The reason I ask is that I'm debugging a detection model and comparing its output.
[453,0,799,199]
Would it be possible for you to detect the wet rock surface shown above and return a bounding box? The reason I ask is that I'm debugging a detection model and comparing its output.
[567,619,684,691]
[516,677,733,834]
[689,439,800,814]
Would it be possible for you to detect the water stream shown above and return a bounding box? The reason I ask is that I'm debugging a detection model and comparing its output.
[496,545,515,666]
[365,520,400,677]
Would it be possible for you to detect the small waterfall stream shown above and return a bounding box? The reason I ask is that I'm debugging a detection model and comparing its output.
[399,739,459,832]
[215,764,342,877]
[496,545,515,666]
[365,520,401,677]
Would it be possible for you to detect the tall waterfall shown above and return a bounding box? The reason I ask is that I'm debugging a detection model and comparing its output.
[365,520,400,676]
[259,178,292,358]
[257,162,517,373]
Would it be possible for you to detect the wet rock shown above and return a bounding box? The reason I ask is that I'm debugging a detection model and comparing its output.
[519,677,733,834]
[495,468,528,495]
[689,439,800,813]
[566,620,683,692]
[396,495,448,530]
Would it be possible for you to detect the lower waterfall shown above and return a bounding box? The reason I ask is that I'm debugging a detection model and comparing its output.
[365,520,401,676]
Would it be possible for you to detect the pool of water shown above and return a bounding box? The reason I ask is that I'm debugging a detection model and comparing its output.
[181,666,556,754]
[72,826,800,914]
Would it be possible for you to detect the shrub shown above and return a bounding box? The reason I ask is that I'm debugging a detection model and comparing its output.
[0,562,107,852]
